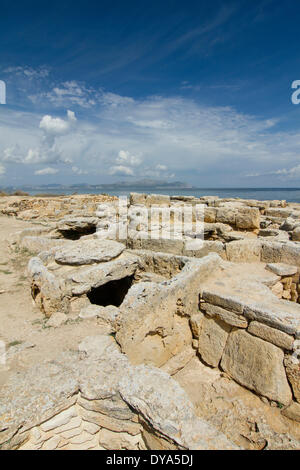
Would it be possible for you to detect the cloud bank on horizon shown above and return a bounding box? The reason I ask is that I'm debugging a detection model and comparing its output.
[1,0,300,187]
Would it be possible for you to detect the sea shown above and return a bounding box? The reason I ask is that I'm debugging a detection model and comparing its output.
[28,187,300,203]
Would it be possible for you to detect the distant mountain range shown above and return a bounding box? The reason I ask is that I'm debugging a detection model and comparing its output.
[1,179,194,192]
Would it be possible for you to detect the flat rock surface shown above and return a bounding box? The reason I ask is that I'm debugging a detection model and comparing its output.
[54,239,125,265]
[266,262,298,277]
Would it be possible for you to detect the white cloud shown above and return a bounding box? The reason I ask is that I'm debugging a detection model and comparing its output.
[34,167,59,175]
[3,66,50,79]
[72,166,88,175]
[3,82,300,185]
[39,112,73,135]
[109,165,134,176]
[32,81,98,108]
[155,164,167,171]
[0,164,5,175]
[116,150,142,167]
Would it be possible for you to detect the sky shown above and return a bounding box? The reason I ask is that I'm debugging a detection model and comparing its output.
[1,0,300,187]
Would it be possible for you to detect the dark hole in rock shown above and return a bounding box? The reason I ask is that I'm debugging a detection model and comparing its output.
[59,226,97,240]
[87,275,134,307]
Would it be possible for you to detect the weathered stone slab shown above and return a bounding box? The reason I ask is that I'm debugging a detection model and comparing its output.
[68,253,139,295]
[248,321,294,350]
[57,217,98,233]
[284,355,300,403]
[198,317,231,367]
[281,402,300,422]
[266,263,298,277]
[221,330,292,405]
[55,239,125,265]
[189,313,205,338]
[201,290,244,314]
[201,302,248,328]
[226,240,262,263]
[235,207,260,230]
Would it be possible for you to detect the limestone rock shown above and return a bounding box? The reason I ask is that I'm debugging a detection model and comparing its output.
[266,263,298,277]
[161,346,195,376]
[47,312,67,328]
[201,302,248,328]
[281,402,300,422]
[235,207,260,230]
[284,355,300,403]
[189,313,205,338]
[78,335,120,359]
[198,317,231,367]
[292,227,300,241]
[226,240,262,262]
[248,321,294,350]
[54,239,125,265]
[79,304,119,323]
[221,330,292,405]
[57,217,98,233]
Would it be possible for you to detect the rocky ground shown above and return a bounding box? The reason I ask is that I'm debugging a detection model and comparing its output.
[0,194,299,450]
[0,215,108,388]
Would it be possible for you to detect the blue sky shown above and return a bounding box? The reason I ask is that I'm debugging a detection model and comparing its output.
[1,0,300,187]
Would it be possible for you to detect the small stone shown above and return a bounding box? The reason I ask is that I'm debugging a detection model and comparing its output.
[47,312,67,328]
[281,402,300,422]
[198,317,231,367]
[266,263,298,277]
[189,313,204,339]
[201,302,248,328]
[42,435,61,450]
[82,422,100,435]
[40,406,77,432]
[271,282,284,298]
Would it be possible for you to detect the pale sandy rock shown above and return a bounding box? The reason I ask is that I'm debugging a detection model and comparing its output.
[42,435,61,450]
[198,316,231,367]
[292,226,300,241]
[183,240,226,259]
[146,194,170,206]
[248,321,294,350]
[54,239,125,265]
[265,208,293,218]
[281,402,300,422]
[280,217,298,232]
[221,330,292,405]
[57,217,98,233]
[78,335,119,359]
[82,421,100,435]
[204,207,217,223]
[271,282,284,298]
[79,407,140,435]
[129,193,147,205]
[68,253,139,295]
[118,364,237,449]
[284,355,300,403]
[189,313,205,338]
[20,236,68,254]
[216,207,236,225]
[235,207,260,230]
[40,406,77,432]
[266,263,298,277]
[79,304,119,325]
[201,302,248,328]
[161,346,195,376]
[226,240,262,262]
[46,311,67,328]
[98,428,141,450]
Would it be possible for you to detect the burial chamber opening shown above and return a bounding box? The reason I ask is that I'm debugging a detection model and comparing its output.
[59,226,97,240]
[87,275,134,307]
